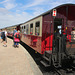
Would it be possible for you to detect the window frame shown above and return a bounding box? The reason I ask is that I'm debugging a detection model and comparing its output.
[35,21,40,36]
[26,24,29,34]
[24,26,26,29]
[30,23,33,35]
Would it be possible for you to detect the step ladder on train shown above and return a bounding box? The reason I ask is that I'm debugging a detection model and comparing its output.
[40,51,52,67]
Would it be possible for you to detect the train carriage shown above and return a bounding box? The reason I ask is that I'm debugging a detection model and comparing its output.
[20,4,75,53]
[20,4,75,67]
[6,4,75,67]
[7,24,21,37]
[20,16,42,53]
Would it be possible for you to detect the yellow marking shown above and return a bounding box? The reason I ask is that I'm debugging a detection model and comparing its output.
[35,51,37,53]
[66,27,67,30]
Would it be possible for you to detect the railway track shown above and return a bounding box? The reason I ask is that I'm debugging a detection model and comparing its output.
[46,66,75,75]
[42,66,75,75]
[19,40,75,75]
[8,37,75,75]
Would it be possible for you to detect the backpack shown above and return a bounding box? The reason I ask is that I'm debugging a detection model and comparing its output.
[15,33,20,39]
[13,30,17,36]
[1,32,5,38]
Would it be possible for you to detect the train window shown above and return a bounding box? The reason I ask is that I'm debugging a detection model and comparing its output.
[35,21,40,35]
[26,25,29,34]
[24,26,26,29]
[30,23,33,34]
[20,27,21,32]
[24,26,26,34]
[22,26,24,33]
[22,26,23,29]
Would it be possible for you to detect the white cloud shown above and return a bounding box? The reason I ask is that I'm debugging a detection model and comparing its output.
[32,7,44,17]
[0,0,75,29]
[0,0,9,4]
[0,0,17,10]
[0,10,34,28]
[22,0,46,9]
[4,3,17,10]
[27,0,45,7]
[0,8,10,14]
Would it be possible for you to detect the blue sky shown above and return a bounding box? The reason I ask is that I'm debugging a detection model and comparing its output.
[0,0,75,29]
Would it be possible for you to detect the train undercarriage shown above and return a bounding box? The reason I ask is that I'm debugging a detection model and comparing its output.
[40,35,75,68]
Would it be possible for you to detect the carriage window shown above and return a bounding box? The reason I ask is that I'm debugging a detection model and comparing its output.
[24,26,26,34]
[35,22,40,35]
[20,27,22,32]
[30,23,33,34]
[24,26,25,29]
[22,26,24,33]
[22,26,23,29]
[26,25,29,34]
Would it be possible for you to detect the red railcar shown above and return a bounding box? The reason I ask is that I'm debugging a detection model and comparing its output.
[20,4,75,53]
[20,4,75,67]
[7,4,75,67]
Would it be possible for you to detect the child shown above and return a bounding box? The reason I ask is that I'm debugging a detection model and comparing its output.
[14,30,20,48]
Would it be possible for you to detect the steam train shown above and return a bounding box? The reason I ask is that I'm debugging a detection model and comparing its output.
[5,4,75,68]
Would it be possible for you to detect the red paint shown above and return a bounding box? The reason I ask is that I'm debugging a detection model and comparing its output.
[33,39,37,42]
[41,5,75,54]
[8,4,75,54]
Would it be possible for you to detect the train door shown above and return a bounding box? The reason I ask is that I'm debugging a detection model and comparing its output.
[52,18,63,67]
[53,18,62,49]
[54,18,62,37]
[53,18,62,50]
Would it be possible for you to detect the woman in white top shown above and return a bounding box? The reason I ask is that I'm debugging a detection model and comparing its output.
[5,29,7,43]
[71,27,75,42]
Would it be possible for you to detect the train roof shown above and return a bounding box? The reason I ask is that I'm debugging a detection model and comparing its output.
[5,23,24,29]
[23,3,75,24]
[41,3,75,16]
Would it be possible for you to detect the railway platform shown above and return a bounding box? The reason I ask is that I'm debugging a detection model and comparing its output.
[0,38,43,75]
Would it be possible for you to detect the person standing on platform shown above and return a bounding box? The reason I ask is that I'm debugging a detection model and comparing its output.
[0,29,1,41]
[1,29,3,43]
[71,27,75,42]
[13,28,17,46]
[2,30,7,47]
[5,29,8,43]
[14,30,20,48]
